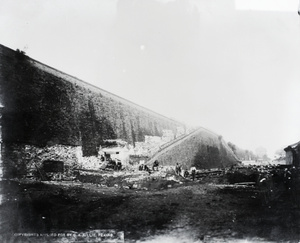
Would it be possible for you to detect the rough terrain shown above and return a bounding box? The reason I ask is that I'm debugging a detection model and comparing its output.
[1,166,300,243]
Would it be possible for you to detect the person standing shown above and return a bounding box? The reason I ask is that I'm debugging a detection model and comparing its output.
[178,164,182,175]
[152,160,159,171]
[184,169,189,178]
[175,163,180,175]
[190,166,196,181]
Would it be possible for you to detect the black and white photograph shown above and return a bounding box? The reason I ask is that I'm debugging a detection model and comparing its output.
[1,0,300,242]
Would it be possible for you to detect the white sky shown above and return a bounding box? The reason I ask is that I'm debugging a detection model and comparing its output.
[1,0,300,157]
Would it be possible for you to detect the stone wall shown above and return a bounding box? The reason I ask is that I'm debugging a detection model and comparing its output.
[2,143,82,178]
[0,44,185,178]
[149,128,239,170]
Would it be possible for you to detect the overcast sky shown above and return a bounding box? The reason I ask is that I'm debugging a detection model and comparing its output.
[1,0,300,156]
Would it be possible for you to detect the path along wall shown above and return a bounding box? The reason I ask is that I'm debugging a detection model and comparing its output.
[0,44,185,178]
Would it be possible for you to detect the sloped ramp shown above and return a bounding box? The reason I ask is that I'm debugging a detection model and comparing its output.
[147,127,239,169]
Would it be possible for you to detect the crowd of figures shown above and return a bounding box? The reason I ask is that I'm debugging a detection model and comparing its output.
[137,160,198,181]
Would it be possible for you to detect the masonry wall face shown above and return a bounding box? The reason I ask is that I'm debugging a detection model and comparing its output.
[0,45,185,177]
[2,143,81,178]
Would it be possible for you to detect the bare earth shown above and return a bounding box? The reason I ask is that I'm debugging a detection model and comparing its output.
[1,169,300,243]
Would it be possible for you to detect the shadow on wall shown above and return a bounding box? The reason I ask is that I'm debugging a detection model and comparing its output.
[193,143,232,169]
[79,100,116,157]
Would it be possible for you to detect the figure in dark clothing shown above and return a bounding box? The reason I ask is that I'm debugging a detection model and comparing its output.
[117,161,122,171]
[152,160,159,171]
[178,164,182,175]
[184,170,189,178]
[175,163,180,175]
[144,165,151,174]
[190,166,196,181]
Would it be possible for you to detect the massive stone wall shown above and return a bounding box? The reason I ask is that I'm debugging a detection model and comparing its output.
[0,44,185,177]
[147,128,239,169]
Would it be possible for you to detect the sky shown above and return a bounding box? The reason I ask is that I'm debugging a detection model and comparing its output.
[1,0,300,157]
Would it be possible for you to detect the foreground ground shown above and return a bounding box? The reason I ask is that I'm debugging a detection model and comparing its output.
[1,168,300,243]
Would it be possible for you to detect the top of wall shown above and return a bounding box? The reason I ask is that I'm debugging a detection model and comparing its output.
[0,43,184,127]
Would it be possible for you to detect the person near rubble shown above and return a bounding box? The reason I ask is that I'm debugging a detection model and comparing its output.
[175,163,180,175]
[178,164,182,175]
[190,166,196,181]
[139,160,145,171]
[144,165,151,174]
[184,169,189,178]
[117,160,122,171]
[152,160,159,171]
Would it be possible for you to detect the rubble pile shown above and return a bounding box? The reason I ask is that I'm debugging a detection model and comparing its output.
[79,156,101,170]
[223,164,300,205]
[4,144,81,179]
[73,166,187,191]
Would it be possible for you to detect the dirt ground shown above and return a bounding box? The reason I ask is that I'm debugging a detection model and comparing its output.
[1,168,300,243]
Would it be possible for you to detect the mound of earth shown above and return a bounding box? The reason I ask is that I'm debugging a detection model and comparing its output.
[148,127,239,169]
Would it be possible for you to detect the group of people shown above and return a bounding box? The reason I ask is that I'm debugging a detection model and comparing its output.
[101,154,198,181]
[138,160,160,174]
[138,163,151,172]
[175,163,197,181]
